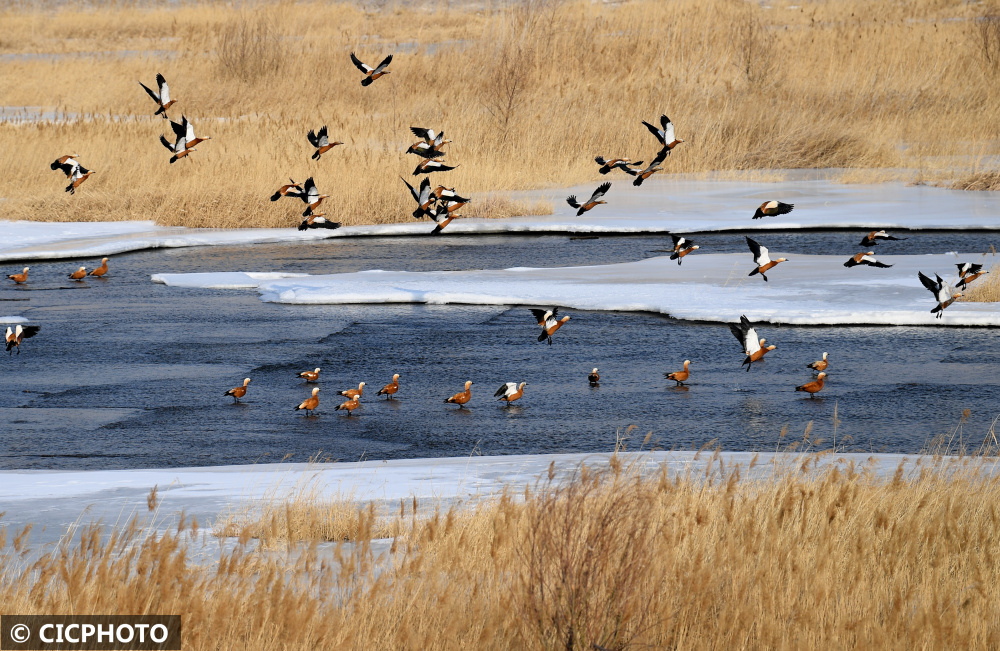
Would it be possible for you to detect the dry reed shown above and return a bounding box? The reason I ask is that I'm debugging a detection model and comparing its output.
[0,0,998,228]
[960,262,1000,302]
[5,453,1000,649]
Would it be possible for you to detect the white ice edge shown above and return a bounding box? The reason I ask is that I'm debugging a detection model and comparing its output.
[2,178,999,261]
[152,252,1000,327]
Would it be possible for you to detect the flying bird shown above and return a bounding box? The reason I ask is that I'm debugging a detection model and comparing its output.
[307,126,342,160]
[807,352,829,373]
[531,307,570,345]
[297,368,321,382]
[628,162,663,187]
[138,73,175,119]
[297,213,341,231]
[270,179,304,202]
[859,230,906,247]
[430,214,457,235]
[295,387,320,415]
[730,315,775,371]
[350,53,393,86]
[401,176,437,219]
[566,182,611,216]
[5,325,40,355]
[69,266,87,280]
[339,382,365,399]
[955,263,989,288]
[412,158,458,176]
[224,378,251,403]
[445,381,474,408]
[52,155,93,194]
[160,120,188,163]
[641,115,684,153]
[433,185,471,204]
[594,157,642,175]
[299,177,328,216]
[918,272,962,318]
[751,201,794,220]
[88,258,109,277]
[795,373,827,398]
[665,360,691,386]
[407,127,450,156]
[495,381,527,407]
[336,394,361,416]
[745,237,787,282]
[377,374,400,399]
[669,235,699,265]
[7,267,29,284]
[588,368,600,385]
[844,252,892,268]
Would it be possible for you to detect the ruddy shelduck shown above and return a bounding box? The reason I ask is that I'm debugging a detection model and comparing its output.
[642,115,684,154]
[401,176,437,219]
[307,125,343,160]
[629,162,663,187]
[339,382,365,399]
[351,53,393,86]
[595,157,642,175]
[918,272,962,318]
[669,235,699,265]
[181,115,210,150]
[859,230,905,247]
[566,182,610,216]
[956,263,989,288]
[495,381,527,406]
[432,186,471,204]
[377,374,400,399]
[745,237,787,282]
[69,266,87,280]
[412,158,458,176]
[295,387,320,415]
[445,381,474,408]
[52,155,92,193]
[530,307,570,345]
[297,213,341,231]
[844,252,892,268]
[796,372,826,397]
[752,201,794,220]
[730,315,775,372]
[588,368,600,385]
[807,352,829,373]
[665,360,691,386]
[336,394,360,416]
[297,368,321,382]
[7,267,29,284]
[430,214,457,235]
[270,179,304,202]
[407,127,450,156]
[89,258,109,277]
[160,120,188,163]
[138,73,175,119]
[224,378,251,403]
[299,177,329,217]
[6,324,40,355]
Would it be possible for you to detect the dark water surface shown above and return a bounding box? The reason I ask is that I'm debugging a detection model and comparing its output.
[1,232,998,469]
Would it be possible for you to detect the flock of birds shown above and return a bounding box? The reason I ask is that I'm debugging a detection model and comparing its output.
[17,53,994,416]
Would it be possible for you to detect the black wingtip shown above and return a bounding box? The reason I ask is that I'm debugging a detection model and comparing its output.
[270,192,281,201]
[361,77,373,87]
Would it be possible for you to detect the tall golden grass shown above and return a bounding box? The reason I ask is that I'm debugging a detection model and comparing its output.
[5,453,1000,648]
[960,262,1000,301]
[0,0,998,228]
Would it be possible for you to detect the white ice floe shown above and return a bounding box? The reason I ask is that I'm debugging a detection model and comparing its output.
[152,252,1000,326]
[0,316,29,324]
[0,451,948,544]
[2,177,999,261]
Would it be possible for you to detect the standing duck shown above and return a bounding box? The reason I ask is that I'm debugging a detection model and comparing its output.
[89,258,109,277]
[751,201,794,220]
[918,272,962,318]
[566,182,611,216]
[138,73,175,119]
[859,230,905,247]
[297,368,321,382]
[377,374,400,399]
[7,267,29,284]
[307,125,342,160]
[807,352,829,373]
[5,324,40,355]
[531,307,570,345]
[665,360,691,386]
[844,252,892,268]
[69,266,87,280]
[336,395,361,416]
[224,378,251,403]
[350,53,393,86]
[588,368,600,385]
[745,237,787,282]
[956,263,989,288]
[495,382,527,407]
[641,115,684,154]
[445,381,474,408]
[339,382,365,399]
[795,373,826,397]
[295,387,320,415]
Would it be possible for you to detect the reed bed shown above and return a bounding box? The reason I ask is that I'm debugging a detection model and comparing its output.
[0,0,997,228]
[960,262,1000,302]
[5,453,1000,649]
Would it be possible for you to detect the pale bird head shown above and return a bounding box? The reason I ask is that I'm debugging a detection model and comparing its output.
[23,267,29,272]
[243,378,251,385]
[776,258,788,263]
[561,316,571,322]
[684,360,691,366]
[690,245,700,250]
[867,251,875,256]
[520,382,528,388]
[592,368,598,373]
[101,257,108,263]
[359,382,366,388]
[312,388,320,395]
[314,368,321,373]
[817,373,826,379]
[392,374,400,380]
[333,141,344,146]
[465,381,474,388]
[766,345,777,351]
[823,352,828,360]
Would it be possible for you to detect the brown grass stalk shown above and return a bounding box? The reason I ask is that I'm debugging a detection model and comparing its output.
[960,262,1000,302]
[5,455,1000,648]
[0,0,997,228]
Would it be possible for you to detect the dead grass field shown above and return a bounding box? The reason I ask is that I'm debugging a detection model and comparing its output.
[960,262,1000,302]
[0,0,998,228]
[4,453,1000,649]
